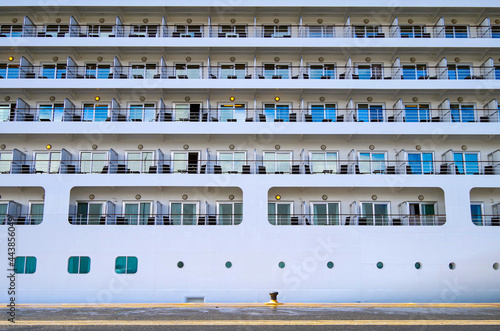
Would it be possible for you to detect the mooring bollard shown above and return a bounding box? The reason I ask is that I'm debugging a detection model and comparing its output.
[265,291,283,305]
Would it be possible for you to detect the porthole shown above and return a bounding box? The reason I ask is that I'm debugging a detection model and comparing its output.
[225,261,232,269]
[278,261,285,269]
[376,262,383,269]
[449,262,456,270]
[177,261,184,268]
[327,261,334,269]
[415,262,422,270]
[493,263,499,270]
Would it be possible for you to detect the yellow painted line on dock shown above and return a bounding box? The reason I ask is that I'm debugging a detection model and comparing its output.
[2,320,500,326]
[12,302,500,309]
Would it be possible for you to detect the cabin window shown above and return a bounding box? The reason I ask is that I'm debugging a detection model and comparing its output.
[311,202,340,225]
[115,256,138,274]
[218,202,243,225]
[14,256,37,274]
[68,256,91,274]
[268,202,292,225]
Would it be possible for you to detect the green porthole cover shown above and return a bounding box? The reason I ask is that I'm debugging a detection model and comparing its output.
[177,261,184,268]
[327,261,334,269]
[376,262,383,269]
[225,261,232,268]
[415,262,421,270]
[278,261,285,269]
[449,262,455,270]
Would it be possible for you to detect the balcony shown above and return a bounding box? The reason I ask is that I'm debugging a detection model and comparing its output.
[68,186,242,226]
[2,18,498,39]
[2,60,498,81]
[2,100,498,124]
[2,150,499,176]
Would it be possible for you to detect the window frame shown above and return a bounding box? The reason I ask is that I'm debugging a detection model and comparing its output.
[406,151,435,174]
[115,256,138,274]
[169,201,200,225]
[358,151,387,174]
[470,202,484,226]
[170,150,201,173]
[28,201,44,225]
[36,102,65,122]
[131,24,159,37]
[360,201,390,226]
[217,102,247,122]
[218,63,247,79]
[40,62,67,79]
[217,150,247,173]
[268,201,293,225]
[308,103,337,122]
[216,201,243,225]
[308,63,336,79]
[402,63,428,80]
[399,25,426,38]
[354,25,382,38]
[0,151,12,173]
[44,24,69,37]
[0,62,20,79]
[125,150,155,173]
[309,150,339,173]
[129,63,158,79]
[450,103,476,122]
[0,103,11,122]
[87,24,114,37]
[356,103,385,122]
[0,24,23,37]
[174,24,203,37]
[453,151,480,175]
[68,256,91,274]
[127,102,157,122]
[263,63,291,79]
[263,24,291,37]
[81,102,110,122]
[79,150,109,174]
[406,201,438,225]
[445,25,469,38]
[403,103,431,122]
[84,62,112,79]
[75,201,105,225]
[310,201,341,225]
[355,63,384,80]
[306,24,335,38]
[33,150,62,174]
[447,63,472,80]
[263,150,293,174]
[262,103,292,122]
[218,24,247,37]
[14,256,37,274]
[174,62,202,79]
[122,200,153,225]
[172,102,203,121]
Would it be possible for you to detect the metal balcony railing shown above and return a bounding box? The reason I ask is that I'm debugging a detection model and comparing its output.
[4,107,498,124]
[2,158,498,176]
[268,213,447,226]
[6,65,497,80]
[68,213,242,226]
[0,213,43,225]
[2,23,497,39]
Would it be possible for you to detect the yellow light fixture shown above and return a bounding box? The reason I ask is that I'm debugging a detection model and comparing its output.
[275,195,281,200]
[274,96,280,102]
[230,96,235,102]
[94,96,100,101]
[46,144,52,150]
[8,56,14,62]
